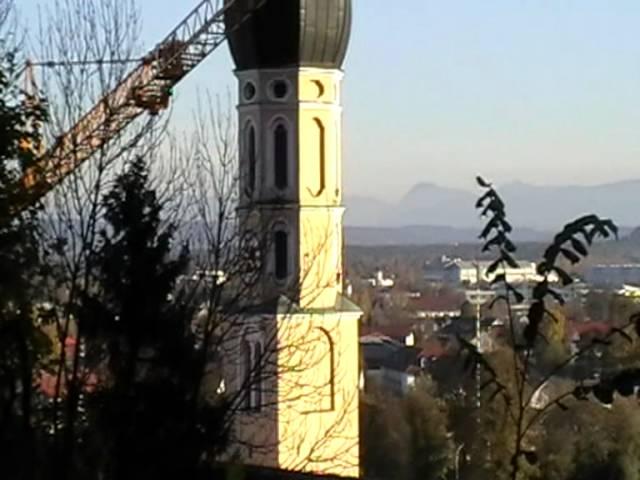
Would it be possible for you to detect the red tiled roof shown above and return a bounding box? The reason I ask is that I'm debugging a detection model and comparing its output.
[409,294,464,313]
[361,324,414,340]
[39,370,99,398]
[418,338,452,359]
[568,321,612,338]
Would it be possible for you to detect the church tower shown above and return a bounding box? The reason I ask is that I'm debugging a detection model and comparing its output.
[224,1,361,477]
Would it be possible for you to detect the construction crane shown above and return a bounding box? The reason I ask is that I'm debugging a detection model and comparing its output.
[18,0,265,208]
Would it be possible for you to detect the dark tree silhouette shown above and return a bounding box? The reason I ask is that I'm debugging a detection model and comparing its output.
[0,5,49,476]
[77,156,229,479]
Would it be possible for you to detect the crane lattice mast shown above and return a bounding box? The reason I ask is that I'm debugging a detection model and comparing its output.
[20,0,264,205]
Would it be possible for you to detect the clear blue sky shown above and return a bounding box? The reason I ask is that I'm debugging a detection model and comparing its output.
[19,0,640,199]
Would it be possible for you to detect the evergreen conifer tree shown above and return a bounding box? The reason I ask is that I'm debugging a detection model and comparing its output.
[83,156,228,478]
[0,44,48,478]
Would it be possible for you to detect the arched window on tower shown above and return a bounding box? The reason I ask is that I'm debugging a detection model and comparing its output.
[301,327,335,413]
[307,118,326,197]
[241,339,252,410]
[251,342,263,411]
[318,328,336,411]
[274,123,288,189]
[274,229,289,280]
[245,124,257,197]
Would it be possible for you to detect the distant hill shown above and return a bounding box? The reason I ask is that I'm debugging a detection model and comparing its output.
[344,180,639,245]
[626,226,640,243]
[345,183,477,228]
[345,225,552,246]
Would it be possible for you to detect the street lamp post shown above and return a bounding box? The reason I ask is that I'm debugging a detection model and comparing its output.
[455,443,465,480]
[471,261,483,409]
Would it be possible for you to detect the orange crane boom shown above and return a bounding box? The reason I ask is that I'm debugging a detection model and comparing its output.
[21,0,264,204]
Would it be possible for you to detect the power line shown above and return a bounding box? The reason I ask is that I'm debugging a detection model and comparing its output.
[28,58,144,68]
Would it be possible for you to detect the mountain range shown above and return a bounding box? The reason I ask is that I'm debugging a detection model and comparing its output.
[344,180,639,245]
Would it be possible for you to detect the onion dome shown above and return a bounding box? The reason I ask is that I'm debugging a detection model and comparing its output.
[225,0,352,71]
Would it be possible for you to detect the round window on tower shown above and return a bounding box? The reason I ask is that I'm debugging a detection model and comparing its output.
[271,79,289,100]
[243,81,256,101]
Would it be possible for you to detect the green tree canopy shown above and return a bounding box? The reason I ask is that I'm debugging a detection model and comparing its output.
[362,378,453,480]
